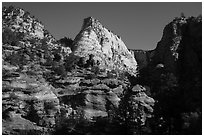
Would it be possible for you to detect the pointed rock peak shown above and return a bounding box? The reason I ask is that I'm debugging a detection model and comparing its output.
[84,16,96,23]
[82,16,103,30]
[70,17,138,75]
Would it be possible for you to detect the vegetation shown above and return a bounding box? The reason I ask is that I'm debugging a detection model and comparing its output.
[2,27,24,46]
[2,5,201,135]
[58,37,74,51]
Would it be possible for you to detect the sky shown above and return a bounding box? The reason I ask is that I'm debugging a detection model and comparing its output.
[2,2,202,50]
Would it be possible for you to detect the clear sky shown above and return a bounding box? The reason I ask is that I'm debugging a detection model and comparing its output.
[2,2,202,50]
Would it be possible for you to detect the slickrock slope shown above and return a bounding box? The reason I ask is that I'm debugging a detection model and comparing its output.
[68,17,138,75]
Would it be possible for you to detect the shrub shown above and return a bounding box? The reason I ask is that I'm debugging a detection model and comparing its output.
[58,37,74,51]
[91,66,100,75]
[5,52,26,67]
[54,106,87,134]
[2,27,24,46]
[108,85,155,135]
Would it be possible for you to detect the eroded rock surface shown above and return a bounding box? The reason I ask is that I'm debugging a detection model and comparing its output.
[3,5,201,135]
[130,49,155,70]
[68,17,138,75]
[138,16,202,134]
[2,6,154,135]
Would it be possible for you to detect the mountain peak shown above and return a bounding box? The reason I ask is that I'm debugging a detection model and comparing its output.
[3,5,45,39]
[84,16,96,22]
[2,5,72,58]
[70,17,138,75]
[81,16,103,31]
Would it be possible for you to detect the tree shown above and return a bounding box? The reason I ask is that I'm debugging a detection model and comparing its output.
[58,37,74,51]
[2,27,24,46]
[180,12,185,18]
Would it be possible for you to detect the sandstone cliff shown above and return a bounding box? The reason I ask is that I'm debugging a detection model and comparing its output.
[68,17,138,75]
[130,49,154,70]
[2,6,154,135]
[138,15,202,134]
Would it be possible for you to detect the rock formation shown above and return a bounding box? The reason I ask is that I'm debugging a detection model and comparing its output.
[68,17,138,75]
[2,5,201,135]
[2,6,72,60]
[2,6,154,135]
[2,6,70,134]
[130,49,155,70]
[137,15,202,134]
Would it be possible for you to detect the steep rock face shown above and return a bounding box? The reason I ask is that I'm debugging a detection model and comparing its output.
[177,16,202,111]
[140,16,201,84]
[149,16,202,90]
[130,49,155,70]
[69,17,138,75]
[150,17,188,73]
[139,16,202,134]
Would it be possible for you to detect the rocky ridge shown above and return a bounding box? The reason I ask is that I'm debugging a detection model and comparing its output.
[2,6,72,61]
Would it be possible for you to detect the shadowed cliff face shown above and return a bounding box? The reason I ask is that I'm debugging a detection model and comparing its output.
[137,16,202,134]
[150,17,186,73]
[134,16,201,80]
[177,16,202,111]
[129,49,155,70]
